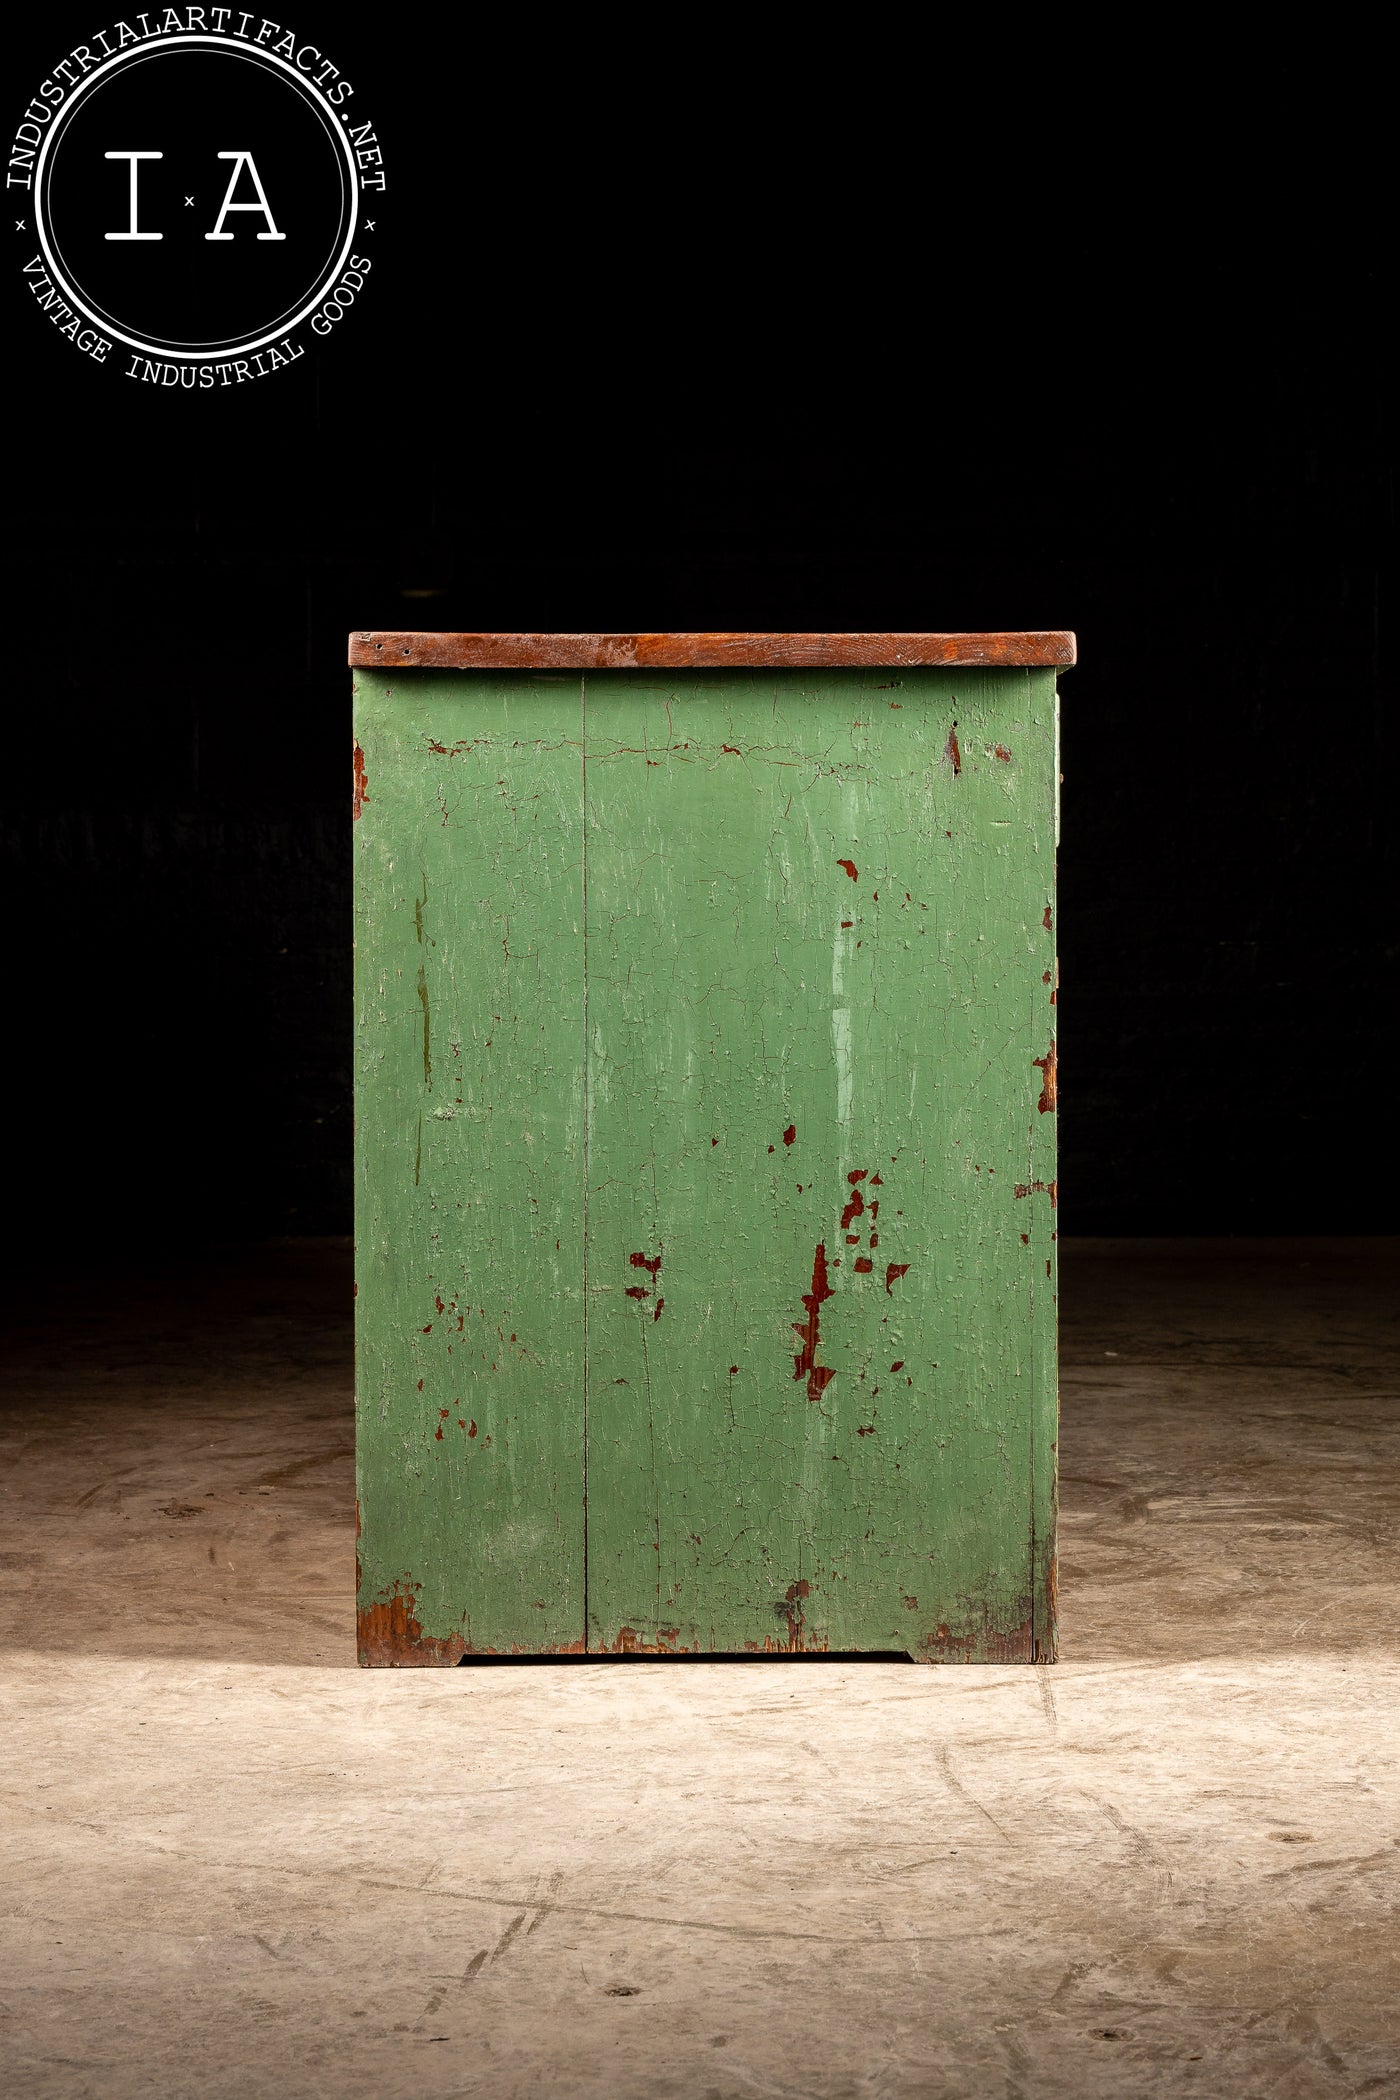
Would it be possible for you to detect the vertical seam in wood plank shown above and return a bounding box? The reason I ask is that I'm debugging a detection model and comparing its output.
[580,672,591,1650]
[1030,670,1042,1658]
[1028,980,1038,1658]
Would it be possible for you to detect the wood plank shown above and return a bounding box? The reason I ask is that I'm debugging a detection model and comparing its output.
[353,671,588,1661]
[349,632,1076,671]
[579,667,1058,1658]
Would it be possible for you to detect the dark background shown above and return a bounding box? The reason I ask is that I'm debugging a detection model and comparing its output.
[4,19,1390,1257]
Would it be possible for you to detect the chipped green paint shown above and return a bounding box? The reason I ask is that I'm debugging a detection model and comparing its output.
[354,667,1058,1662]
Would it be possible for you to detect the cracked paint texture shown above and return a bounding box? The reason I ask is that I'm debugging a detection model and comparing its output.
[354,668,1058,1661]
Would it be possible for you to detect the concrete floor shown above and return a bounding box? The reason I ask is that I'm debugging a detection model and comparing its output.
[2,1238,1396,2099]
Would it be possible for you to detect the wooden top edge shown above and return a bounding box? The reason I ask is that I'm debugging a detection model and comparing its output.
[347,631,1077,670]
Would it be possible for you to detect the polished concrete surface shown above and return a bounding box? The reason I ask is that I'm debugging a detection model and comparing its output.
[2,1239,1396,2098]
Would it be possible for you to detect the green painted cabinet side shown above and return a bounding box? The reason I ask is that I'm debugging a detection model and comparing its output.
[354,673,588,1656]
[354,667,1058,1663]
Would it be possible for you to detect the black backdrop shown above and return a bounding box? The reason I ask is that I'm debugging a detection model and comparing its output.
[4,17,1390,1257]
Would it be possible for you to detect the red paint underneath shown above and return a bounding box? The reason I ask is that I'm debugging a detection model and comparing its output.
[1033,1039,1058,1114]
[792,1243,836,1402]
[1014,1178,1059,1204]
[776,1578,812,1651]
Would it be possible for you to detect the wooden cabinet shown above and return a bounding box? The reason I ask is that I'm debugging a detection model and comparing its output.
[351,633,1070,1662]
